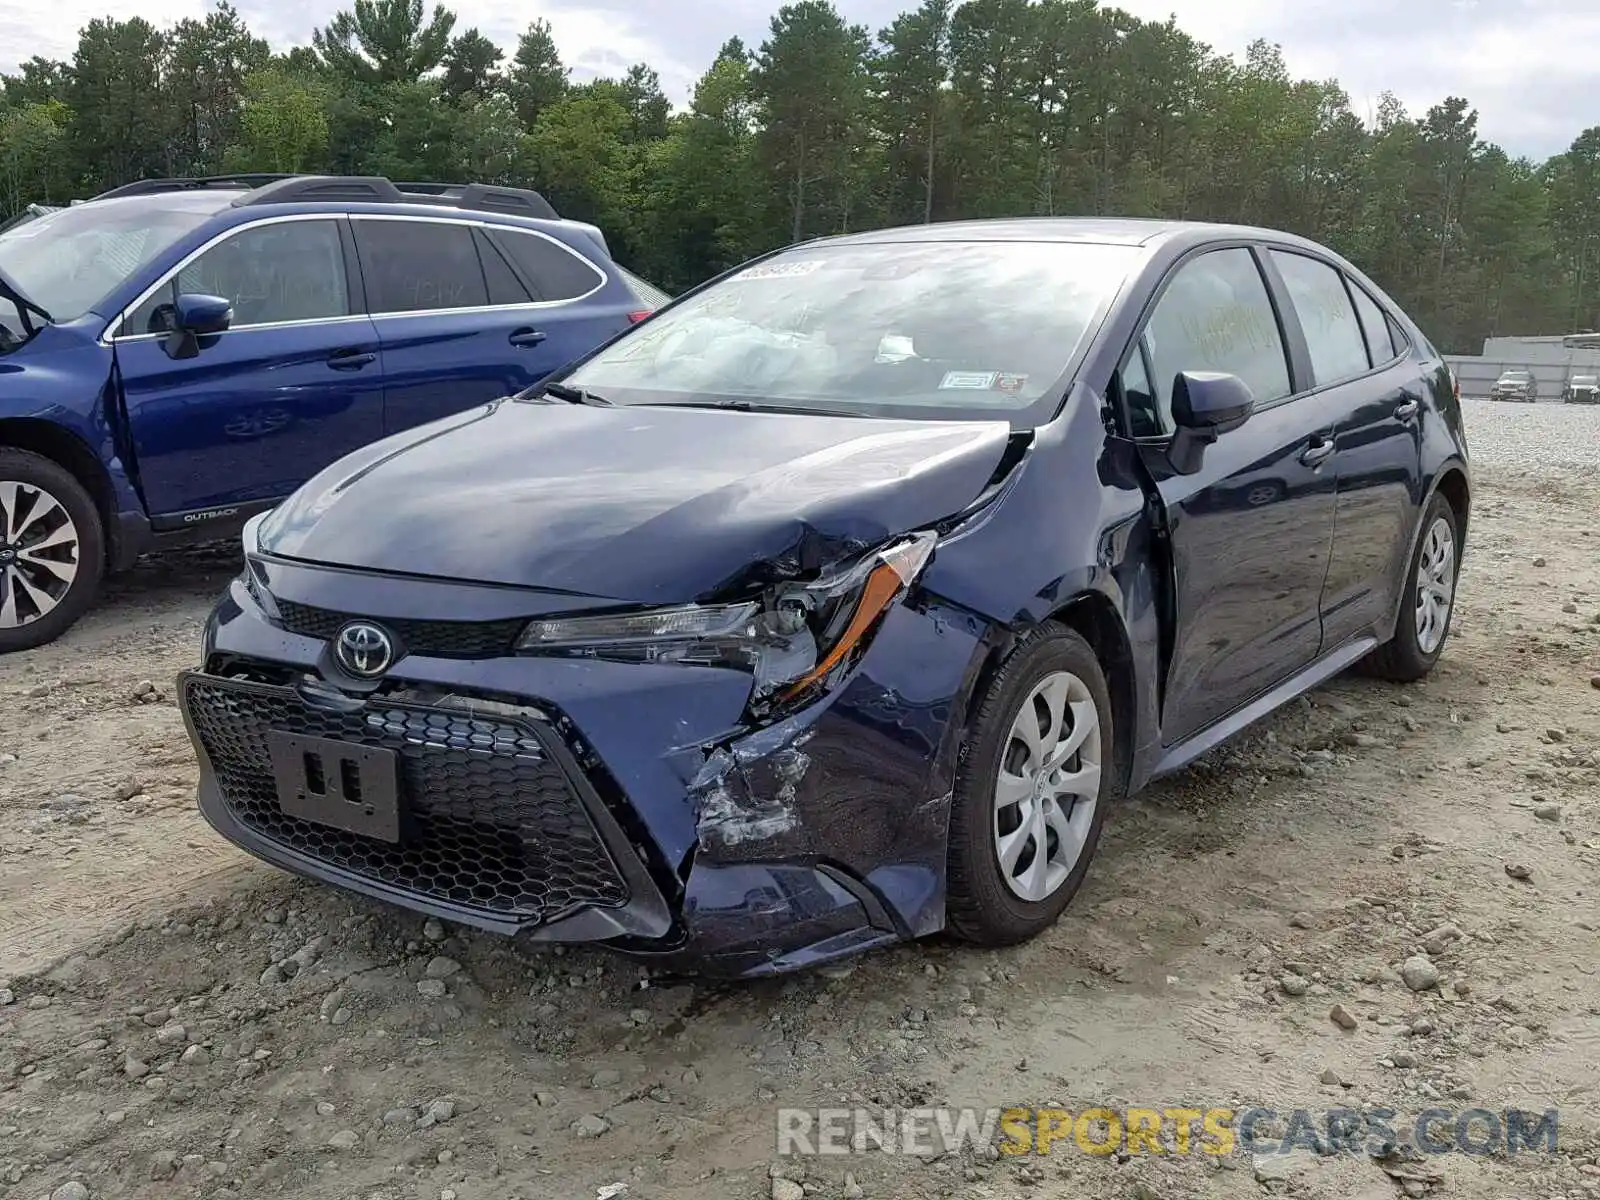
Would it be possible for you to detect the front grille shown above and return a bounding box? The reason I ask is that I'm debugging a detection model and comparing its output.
[182,675,629,923]
[275,600,524,659]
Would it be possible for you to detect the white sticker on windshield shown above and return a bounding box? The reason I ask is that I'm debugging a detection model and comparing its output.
[939,371,999,390]
[735,260,824,281]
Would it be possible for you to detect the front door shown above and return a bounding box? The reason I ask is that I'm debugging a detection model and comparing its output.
[115,217,385,518]
[1123,245,1337,746]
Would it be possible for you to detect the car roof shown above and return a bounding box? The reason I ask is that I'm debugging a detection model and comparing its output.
[815,216,1333,251]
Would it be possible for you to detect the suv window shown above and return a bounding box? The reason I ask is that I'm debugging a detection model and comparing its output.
[1139,247,1291,434]
[126,219,350,335]
[1347,282,1395,364]
[488,228,604,302]
[475,232,533,306]
[1269,250,1369,385]
[355,220,489,314]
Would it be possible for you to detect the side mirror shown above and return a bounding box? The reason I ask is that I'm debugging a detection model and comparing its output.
[163,292,232,359]
[1167,370,1253,475]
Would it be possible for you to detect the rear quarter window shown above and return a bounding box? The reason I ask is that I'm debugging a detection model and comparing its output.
[488,229,605,303]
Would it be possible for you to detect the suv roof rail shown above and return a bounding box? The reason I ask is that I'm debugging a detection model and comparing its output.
[90,173,562,220]
[91,174,297,200]
[233,175,560,219]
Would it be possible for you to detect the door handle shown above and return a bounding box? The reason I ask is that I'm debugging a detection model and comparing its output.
[327,350,376,370]
[1394,397,1420,420]
[509,328,547,348]
[1299,436,1335,467]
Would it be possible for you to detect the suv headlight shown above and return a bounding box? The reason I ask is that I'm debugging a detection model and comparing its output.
[514,531,938,715]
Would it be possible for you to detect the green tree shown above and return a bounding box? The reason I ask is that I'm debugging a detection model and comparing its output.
[753,0,873,240]
[65,17,170,187]
[507,19,568,129]
[441,29,502,103]
[163,4,270,176]
[226,68,330,174]
[313,0,456,85]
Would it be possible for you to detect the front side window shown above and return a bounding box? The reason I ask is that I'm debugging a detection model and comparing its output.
[559,239,1138,424]
[127,219,350,334]
[0,198,221,337]
[1141,247,1292,431]
[355,220,489,314]
[1269,250,1369,385]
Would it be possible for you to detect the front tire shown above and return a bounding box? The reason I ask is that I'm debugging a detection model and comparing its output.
[0,449,104,654]
[946,625,1120,947]
[1363,492,1459,682]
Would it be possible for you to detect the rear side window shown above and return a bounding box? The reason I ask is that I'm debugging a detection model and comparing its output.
[489,229,605,302]
[354,220,488,314]
[1269,250,1369,385]
[1142,247,1291,431]
[1347,283,1395,364]
[126,219,350,334]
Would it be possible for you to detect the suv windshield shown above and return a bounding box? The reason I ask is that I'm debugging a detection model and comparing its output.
[561,239,1138,423]
[1499,371,1531,381]
[0,196,224,337]
[1572,376,1597,386]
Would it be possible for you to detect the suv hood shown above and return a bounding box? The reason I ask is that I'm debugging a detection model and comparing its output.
[258,399,1013,603]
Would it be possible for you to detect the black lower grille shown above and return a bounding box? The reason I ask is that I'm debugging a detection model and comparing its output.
[275,600,524,659]
[182,675,629,923]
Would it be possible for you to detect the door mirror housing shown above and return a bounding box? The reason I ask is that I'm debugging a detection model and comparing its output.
[163,293,232,359]
[1167,370,1254,475]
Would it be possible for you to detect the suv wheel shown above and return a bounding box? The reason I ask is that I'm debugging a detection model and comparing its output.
[945,626,1120,946]
[1362,492,1459,682]
[0,449,105,653]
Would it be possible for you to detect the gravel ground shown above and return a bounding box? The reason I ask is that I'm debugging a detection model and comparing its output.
[1,397,1598,1200]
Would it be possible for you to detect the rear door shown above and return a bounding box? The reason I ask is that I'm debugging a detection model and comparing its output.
[114,216,385,518]
[1121,245,1338,746]
[1266,249,1425,649]
[350,217,613,435]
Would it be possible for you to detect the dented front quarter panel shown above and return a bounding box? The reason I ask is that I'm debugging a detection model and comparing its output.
[683,598,990,943]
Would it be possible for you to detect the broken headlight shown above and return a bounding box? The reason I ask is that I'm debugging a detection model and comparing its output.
[514,531,938,712]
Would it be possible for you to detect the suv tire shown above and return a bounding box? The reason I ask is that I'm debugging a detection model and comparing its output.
[0,448,105,654]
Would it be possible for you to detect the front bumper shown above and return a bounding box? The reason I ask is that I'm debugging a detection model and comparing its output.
[181,558,989,976]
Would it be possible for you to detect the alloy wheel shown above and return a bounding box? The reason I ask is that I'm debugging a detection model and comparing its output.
[993,670,1102,903]
[0,480,81,630]
[1414,516,1456,655]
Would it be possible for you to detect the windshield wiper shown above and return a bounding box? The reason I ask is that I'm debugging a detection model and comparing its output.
[536,381,613,407]
[645,398,860,418]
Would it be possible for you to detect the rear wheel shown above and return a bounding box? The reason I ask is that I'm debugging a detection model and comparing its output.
[946,626,1120,946]
[0,449,104,654]
[1363,492,1459,682]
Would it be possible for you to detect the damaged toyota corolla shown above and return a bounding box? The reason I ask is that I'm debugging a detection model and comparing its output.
[178,218,1470,977]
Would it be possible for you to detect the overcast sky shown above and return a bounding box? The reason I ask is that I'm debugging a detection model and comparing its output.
[1,0,1591,161]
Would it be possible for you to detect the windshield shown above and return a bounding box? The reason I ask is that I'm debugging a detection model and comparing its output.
[1573,376,1597,385]
[1500,371,1531,381]
[560,239,1138,423]
[0,197,222,333]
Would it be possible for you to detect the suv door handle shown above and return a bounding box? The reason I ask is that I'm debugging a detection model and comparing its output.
[1394,397,1420,420]
[1299,436,1335,466]
[509,328,547,348]
[327,350,376,370]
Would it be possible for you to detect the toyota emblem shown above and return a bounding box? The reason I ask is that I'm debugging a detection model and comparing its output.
[334,621,396,678]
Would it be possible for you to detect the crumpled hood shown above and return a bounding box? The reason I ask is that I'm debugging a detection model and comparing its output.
[258,399,1013,603]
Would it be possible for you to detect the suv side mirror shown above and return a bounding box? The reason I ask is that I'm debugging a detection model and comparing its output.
[1167,370,1253,475]
[163,292,232,360]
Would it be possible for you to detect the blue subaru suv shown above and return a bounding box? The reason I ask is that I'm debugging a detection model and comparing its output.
[0,174,653,651]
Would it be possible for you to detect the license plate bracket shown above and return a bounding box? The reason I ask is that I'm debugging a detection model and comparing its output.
[267,731,401,843]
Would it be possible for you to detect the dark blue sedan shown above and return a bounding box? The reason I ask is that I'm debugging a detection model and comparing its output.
[178,218,1470,977]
